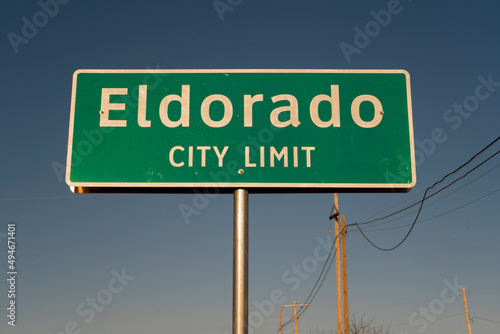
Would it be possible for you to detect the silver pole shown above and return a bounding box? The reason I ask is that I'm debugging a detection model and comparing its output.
[233,189,249,334]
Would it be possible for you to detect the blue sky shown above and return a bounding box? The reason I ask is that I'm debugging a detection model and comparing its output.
[1,1,500,334]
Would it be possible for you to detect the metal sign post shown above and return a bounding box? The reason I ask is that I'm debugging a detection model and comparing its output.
[233,189,249,334]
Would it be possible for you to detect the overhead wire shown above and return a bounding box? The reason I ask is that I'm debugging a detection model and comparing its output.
[280,138,500,330]
[360,186,500,233]
[356,188,425,223]
[354,145,500,228]
[349,135,500,251]
[278,229,343,333]
[360,161,500,230]
[278,137,500,332]
[470,316,500,324]
[349,232,500,250]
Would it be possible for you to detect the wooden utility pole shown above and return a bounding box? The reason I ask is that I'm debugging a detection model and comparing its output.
[329,194,349,334]
[279,307,283,334]
[334,194,342,334]
[294,301,299,334]
[341,215,349,334]
[280,302,308,334]
[462,288,472,334]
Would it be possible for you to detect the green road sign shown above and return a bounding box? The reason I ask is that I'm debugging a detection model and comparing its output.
[66,69,416,193]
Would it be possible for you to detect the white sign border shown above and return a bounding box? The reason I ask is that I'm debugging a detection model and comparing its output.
[66,69,416,192]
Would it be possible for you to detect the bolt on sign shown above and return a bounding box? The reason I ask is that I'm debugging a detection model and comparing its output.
[66,69,416,193]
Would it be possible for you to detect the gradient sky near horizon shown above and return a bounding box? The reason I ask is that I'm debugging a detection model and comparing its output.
[1,1,500,334]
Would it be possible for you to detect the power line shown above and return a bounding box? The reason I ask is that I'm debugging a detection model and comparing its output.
[349,135,500,251]
[278,230,343,333]
[354,146,500,228]
[361,161,500,230]
[471,316,500,324]
[354,156,497,227]
[280,224,351,333]
[349,232,500,250]
[287,139,500,331]
[360,186,500,233]
[356,189,425,223]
